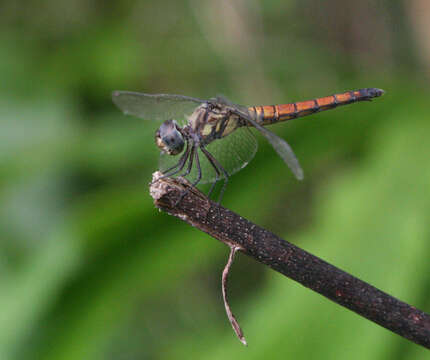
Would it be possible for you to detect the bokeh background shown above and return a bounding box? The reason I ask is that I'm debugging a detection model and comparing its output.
[1,0,430,359]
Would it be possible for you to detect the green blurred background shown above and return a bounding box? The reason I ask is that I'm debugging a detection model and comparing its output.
[1,0,430,359]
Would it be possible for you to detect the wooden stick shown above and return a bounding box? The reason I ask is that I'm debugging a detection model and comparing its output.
[150,172,430,348]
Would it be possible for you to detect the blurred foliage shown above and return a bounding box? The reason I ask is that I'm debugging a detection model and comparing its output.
[0,0,429,359]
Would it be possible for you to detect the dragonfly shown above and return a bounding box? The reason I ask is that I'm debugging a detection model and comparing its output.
[112,87,384,201]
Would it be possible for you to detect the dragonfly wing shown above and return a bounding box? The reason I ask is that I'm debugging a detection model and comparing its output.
[159,126,258,184]
[209,96,304,180]
[112,91,205,125]
[211,95,250,114]
[208,94,303,181]
[236,108,304,180]
[258,125,304,180]
[200,126,258,184]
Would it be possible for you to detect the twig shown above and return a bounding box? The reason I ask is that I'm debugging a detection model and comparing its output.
[150,172,430,349]
[222,245,247,345]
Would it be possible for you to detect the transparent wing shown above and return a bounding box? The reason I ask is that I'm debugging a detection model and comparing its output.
[212,94,250,113]
[112,91,205,125]
[159,126,258,184]
[257,125,304,180]
[232,105,304,180]
[210,95,303,180]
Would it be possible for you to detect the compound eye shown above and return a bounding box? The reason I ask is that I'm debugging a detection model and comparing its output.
[155,120,185,155]
[163,132,184,155]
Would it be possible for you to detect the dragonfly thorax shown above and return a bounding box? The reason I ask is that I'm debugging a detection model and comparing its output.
[188,103,243,146]
[155,119,185,155]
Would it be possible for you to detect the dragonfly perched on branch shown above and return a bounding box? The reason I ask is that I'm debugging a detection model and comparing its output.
[112,88,384,201]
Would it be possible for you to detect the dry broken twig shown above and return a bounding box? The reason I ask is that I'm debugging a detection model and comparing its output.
[150,172,430,348]
[221,245,246,345]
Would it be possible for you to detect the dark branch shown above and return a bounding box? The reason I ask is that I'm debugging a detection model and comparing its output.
[150,172,430,349]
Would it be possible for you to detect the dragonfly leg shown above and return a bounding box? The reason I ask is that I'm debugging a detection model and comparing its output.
[203,151,221,198]
[161,141,190,176]
[172,145,195,206]
[207,170,220,198]
[191,148,202,187]
[200,146,229,204]
[178,145,195,178]
[151,142,191,184]
[175,146,201,205]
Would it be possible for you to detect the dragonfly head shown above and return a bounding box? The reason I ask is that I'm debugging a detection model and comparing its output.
[155,119,185,155]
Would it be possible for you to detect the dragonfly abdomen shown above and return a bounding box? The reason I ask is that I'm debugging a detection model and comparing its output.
[250,88,384,126]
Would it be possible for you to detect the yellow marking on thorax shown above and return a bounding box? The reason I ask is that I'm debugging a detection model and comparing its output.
[188,105,207,132]
[202,123,215,136]
[222,116,240,137]
[215,119,223,132]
